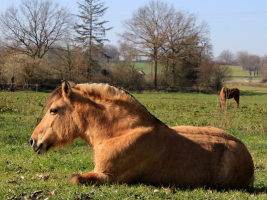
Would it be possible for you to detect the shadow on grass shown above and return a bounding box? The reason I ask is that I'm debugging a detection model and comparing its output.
[244,185,267,194]
[240,90,267,96]
[108,182,267,194]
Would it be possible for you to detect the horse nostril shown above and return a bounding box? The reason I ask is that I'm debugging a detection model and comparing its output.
[29,138,34,146]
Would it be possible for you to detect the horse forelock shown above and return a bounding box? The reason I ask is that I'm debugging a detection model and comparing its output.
[45,82,77,111]
[45,87,63,111]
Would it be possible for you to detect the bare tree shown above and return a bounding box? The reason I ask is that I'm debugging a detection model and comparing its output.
[217,50,234,65]
[50,38,83,81]
[248,55,260,76]
[119,1,211,88]
[260,55,267,81]
[118,0,173,88]
[161,10,211,87]
[236,51,249,70]
[0,0,72,59]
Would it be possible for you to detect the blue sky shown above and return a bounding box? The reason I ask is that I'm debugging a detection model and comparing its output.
[1,0,267,58]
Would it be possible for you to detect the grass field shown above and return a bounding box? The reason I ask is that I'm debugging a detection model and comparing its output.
[230,66,251,77]
[1,89,267,199]
[107,62,263,83]
[134,63,262,81]
[223,65,262,83]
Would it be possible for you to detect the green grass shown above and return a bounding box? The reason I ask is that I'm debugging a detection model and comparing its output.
[1,90,267,199]
[131,64,259,81]
[229,66,251,77]
[225,65,262,82]
[105,62,162,77]
[134,62,153,76]
[225,85,267,93]
[107,62,263,83]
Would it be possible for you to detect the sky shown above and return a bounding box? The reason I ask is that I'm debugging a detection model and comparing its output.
[1,0,267,58]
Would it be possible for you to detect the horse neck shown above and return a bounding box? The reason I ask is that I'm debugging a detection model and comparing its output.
[77,98,161,147]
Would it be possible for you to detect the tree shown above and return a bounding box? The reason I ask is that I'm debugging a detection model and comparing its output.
[102,45,119,62]
[74,0,112,80]
[248,55,260,76]
[236,51,249,70]
[0,0,72,86]
[50,38,84,81]
[119,0,211,88]
[161,10,211,87]
[197,60,231,91]
[119,0,173,88]
[261,55,267,81]
[0,0,72,59]
[217,50,234,65]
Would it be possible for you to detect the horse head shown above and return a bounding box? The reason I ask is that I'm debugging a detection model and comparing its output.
[29,80,82,154]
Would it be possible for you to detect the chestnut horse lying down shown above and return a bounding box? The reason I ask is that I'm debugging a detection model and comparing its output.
[30,81,254,188]
[220,87,240,108]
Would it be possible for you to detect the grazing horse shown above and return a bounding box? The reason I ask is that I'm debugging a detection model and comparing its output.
[30,81,254,188]
[220,87,240,108]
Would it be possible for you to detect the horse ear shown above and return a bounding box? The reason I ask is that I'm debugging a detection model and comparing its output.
[61,80,72,98]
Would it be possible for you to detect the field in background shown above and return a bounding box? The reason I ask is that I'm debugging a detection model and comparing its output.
[134,62,153,76]
[105,62,264,85]
[226,65,262,82]
[0,90,267,199]
[127,63,263,84]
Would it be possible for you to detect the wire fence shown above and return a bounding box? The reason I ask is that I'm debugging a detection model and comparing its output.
[0,82,59,91]
[0,82,222,93]
[1,82,267,95]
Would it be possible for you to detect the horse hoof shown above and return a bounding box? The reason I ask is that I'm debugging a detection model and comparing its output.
[68,174,80,185]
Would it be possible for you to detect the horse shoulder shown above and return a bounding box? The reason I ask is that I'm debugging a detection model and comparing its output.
[93,125,174,181]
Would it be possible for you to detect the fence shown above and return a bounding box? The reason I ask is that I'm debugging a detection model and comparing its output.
[0,82,221,94]
[0,82,60,91]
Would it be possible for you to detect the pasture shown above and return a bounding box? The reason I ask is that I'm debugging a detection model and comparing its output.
[0,90,267,199]
[224,65,261,83]
[134,63,264,83]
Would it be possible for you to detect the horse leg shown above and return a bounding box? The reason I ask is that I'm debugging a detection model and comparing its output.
[68,171,113,185]
[220,100,226,108]
[234,96,239,108]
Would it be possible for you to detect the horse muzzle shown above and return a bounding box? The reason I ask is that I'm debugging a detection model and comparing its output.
[29,138,46,154]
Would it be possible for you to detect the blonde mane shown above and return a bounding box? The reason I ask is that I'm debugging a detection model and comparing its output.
[46,83,137,110]
[75,83,134,102]
[45,82,160,122]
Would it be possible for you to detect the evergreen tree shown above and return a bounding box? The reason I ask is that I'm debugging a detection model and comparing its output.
[75,0,112,79]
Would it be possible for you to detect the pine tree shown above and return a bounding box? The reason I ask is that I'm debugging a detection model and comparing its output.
[75,0,112,80]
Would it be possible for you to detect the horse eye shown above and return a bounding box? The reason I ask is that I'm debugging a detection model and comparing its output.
[50,109,58,114]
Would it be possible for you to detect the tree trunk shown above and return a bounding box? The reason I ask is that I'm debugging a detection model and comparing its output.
[153,59,157,88]
[10,76,14,92]
[172,63,175,87]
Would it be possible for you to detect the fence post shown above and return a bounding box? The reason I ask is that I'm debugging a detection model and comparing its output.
[36,84,38,92]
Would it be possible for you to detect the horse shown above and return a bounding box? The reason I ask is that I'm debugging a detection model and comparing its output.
[219,87,240,108]
[29,80,254,188]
